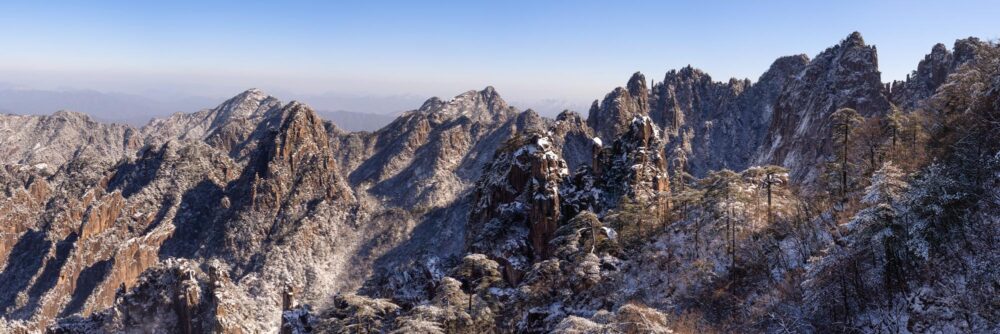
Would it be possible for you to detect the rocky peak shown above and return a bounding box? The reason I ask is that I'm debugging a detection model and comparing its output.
[604,116,670,206]
[890,43,953,108]
[468,133,569,283]
[345,86,534,207]
[890,37,986,109]
[256,101,354,204]
[952,37,983,64]
[588,72,651,141]
[650,66,716,131]
[419,86,517,124]
[210,88,279,126]
[844,31,866,47]
[549,110,595,170]
[49,110,94,122]
[140,89,283,158]
[648,55,807,178]
[626,72,649,110]
[931,42,948,55]
[556,110,583,123]
[758,55,810,87]
[831,32,882,78]
[418,97,446,112]
[757,31,891,184]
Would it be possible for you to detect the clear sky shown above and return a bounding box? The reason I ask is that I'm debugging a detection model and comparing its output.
[0,0,997,114]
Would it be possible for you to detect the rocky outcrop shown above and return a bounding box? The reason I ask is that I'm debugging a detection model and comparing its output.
[173,264,202,334]
[588,72,650,141]
[651,56,809,177]
[78,192,125,239]
[48,259,245,333]
[757,32,892,184]
[468,134,569,282]
[252,101,354,212]
[890,38,986,109]
[548,110,596,170]
[598,116,671,215]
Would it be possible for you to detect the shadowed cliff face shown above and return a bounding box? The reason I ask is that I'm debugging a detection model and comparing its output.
[651,55,809,178]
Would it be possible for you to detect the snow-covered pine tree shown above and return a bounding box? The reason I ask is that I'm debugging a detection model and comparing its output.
[846,162,910,294]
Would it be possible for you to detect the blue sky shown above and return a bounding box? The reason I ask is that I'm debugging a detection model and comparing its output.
[0,1,997,114]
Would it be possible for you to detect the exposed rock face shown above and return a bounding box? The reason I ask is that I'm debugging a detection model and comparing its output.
[651,56,808,177]
[757,32,892,184]
[890,38,986,109]
[598,116,671,215]
[548,110,596,170]
[468,134,569,283]
[345,87,523,208]
[588,72,650,141]
[48,259,245,333]
[466,115,670,287]
[0,139,240,331]
[331,89,548,305]
[0,93,354,331]
[651,67,746,176]
[0,111,140,167]
[79,192,125,239]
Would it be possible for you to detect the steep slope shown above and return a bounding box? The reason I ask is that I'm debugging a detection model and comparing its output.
[548,110,596,170]
[0,139,237,331]
[756,32,892,184]
[141,88,284,160]
[344,87,524,208]
[467,133,570,282]
[343,89,551,305]
[0,86,553,332]
[0,96,364,331]
[651,55,808,177]
[587,72,650,141]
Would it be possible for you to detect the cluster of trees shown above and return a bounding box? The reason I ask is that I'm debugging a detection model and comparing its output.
[624,40,1000,332]
[824,105,931,206]
[803,40,1000,331]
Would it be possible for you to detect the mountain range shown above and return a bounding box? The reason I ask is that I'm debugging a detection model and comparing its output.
[0,32,997,333]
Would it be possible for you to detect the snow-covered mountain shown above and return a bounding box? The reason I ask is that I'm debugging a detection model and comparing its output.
[1,32,998,333]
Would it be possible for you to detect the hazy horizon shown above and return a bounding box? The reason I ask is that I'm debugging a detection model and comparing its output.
[1,0,998,121]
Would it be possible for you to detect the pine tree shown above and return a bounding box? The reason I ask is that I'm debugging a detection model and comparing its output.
[883,106,904,161]
[830,108,864,202]
[847,162,910,293]
[759,166,788,226]
[700,170,747,285]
